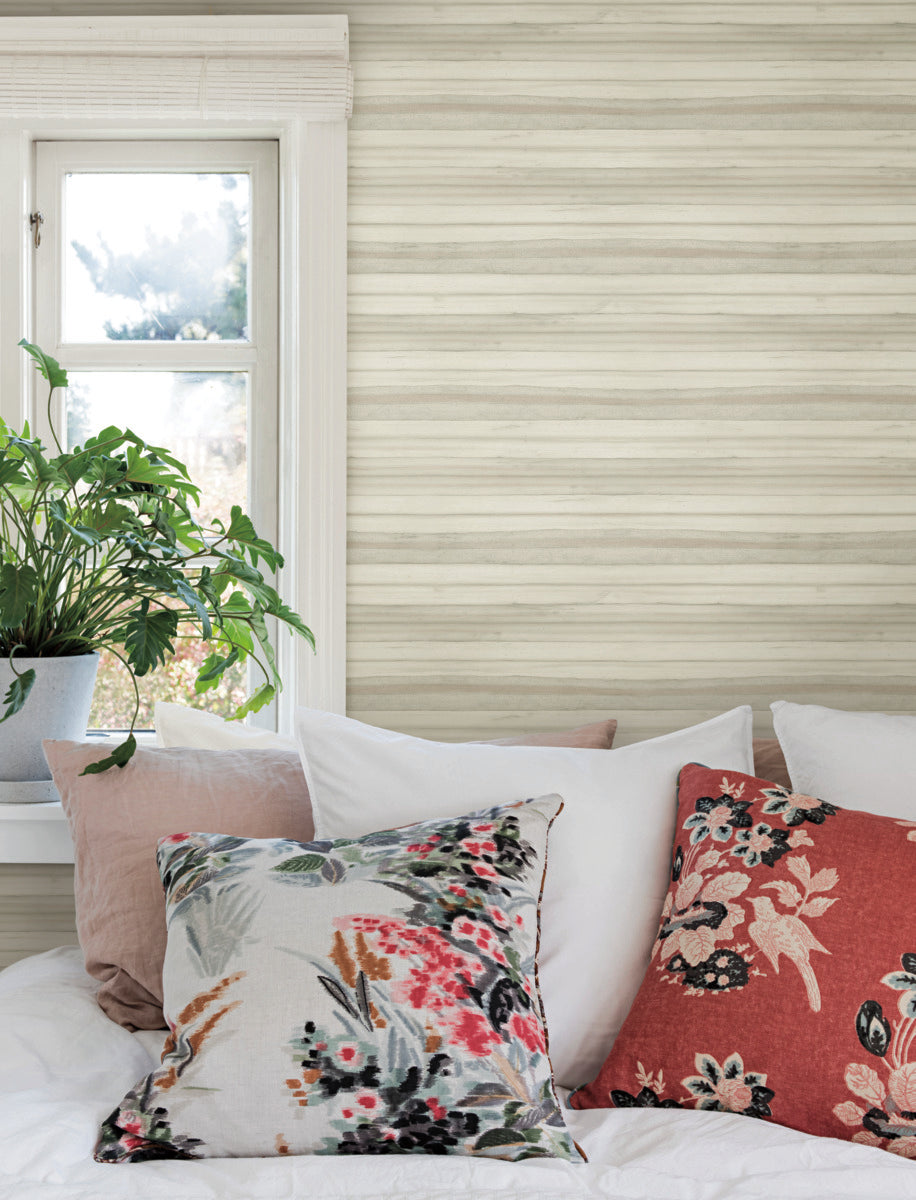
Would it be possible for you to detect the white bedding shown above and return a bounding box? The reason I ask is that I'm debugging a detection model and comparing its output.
[1,950,914,1200]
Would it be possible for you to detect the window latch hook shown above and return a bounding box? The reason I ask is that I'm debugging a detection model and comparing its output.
[29,211,44,249]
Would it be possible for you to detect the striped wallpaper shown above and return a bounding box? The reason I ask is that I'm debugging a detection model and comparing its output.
[0,0,914,961]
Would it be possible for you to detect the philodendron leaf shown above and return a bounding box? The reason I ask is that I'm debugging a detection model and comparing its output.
[79,733,137,774]
[0,563,39,629]
[6,436,61,485]
[0,456,27,488]
[268,598,316,649]
[194,648,240,693]
[47,500,102,548]
[232,682,275,720]
[249,606,278,678]
[171,577,212,639]
[0,665,35,724]
[80,501,139,537]
[226,505,283,570]
[123,600,179,676]
[18,339,68,389]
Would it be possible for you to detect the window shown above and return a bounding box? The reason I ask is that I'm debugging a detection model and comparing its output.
[33,140,278,729]
[0,15,350,734]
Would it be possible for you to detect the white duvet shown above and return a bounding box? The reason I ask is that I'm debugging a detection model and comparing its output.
[1,950,914,1200]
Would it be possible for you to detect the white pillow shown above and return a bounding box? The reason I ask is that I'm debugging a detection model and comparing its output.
[295,705,754,1089]
[154,701,296,752]
[771,700,916,818]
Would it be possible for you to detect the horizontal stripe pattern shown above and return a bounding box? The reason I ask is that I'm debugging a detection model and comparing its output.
[2,0,914,957]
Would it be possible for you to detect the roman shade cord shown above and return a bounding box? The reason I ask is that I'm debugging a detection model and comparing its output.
[0,15,353,121]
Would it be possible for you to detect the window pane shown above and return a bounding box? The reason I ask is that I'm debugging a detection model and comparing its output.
[66,371,250,731]
[63,173,250,342]
[67,371,248,528]
[89,646,248,732]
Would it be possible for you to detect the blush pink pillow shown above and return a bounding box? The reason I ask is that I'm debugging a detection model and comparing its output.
[479,718,616,749]
[44,740,315,1031]
[752,737,791,790]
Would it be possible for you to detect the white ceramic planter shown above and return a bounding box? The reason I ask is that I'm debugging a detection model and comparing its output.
[0,653,99,784]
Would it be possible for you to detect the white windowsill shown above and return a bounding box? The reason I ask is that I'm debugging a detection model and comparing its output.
[0,731,158,864]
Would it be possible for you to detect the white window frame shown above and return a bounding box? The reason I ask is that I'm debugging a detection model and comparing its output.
[0,16,349,735]
[34,139,280,555]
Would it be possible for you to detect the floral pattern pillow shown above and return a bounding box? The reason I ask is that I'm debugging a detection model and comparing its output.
[96,794,582,1163]
[571,763,916,1159]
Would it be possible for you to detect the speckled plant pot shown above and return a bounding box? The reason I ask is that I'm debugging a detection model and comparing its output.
[0,653,99,784]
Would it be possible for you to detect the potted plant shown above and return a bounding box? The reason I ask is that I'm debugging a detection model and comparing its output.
[0,340,313,778]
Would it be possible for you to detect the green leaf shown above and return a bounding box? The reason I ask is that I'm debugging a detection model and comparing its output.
[80,501,139,537]
[272,854,325,874]
[18,339,68,389]
[0,456,26,488]
[193,648,239,693]
[83,425,126,451]
[171,577,212,638]
[269,598,315,649]
[123,600,178,676]
[195,565,220,610]
[221,589,254,614]
[6,436,61,485]
[221,617,254,655]
[232,682,275,720]
[0,665,35,724]
[474,1129,528,1151]
[79,733,137,774]
[47,499,102,548]
[122,445,195,497]
[249,606,278,679]
[226,505,283,570]
[0,563,39,629]
[51,452,93,488]
[211,554,277,608]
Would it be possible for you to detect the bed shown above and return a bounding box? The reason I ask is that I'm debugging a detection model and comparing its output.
[2,700,916,1199]
[4,948,914,1200]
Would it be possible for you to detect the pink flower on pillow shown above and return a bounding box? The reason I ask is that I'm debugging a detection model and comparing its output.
[507,1012,546,1055]
[447,1009,502,1057]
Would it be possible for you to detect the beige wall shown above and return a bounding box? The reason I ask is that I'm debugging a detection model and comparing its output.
[343,1,916,744]
[1,1,914,958]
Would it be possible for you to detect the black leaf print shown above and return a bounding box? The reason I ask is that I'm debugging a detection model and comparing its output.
[672,845,684,882]
[316,974,361,1022]
[355,970,374,1032]
[856,1000,891,1057]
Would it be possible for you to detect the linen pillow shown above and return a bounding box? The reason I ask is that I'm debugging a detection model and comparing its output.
[752,737,791,791]
[295,706,755,1088]
[771,701,916,817]
[44,740,314,1031]
[95,796,582,1164]
[479,718,616,748]
[571,763,916,1158]
[155,701,298,751]
[156,701,616,752]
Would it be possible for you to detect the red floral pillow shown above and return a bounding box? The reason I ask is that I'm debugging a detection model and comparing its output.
[570,762,916,1158]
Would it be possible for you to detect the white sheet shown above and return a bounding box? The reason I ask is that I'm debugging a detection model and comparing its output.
[1,949,914,1200]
